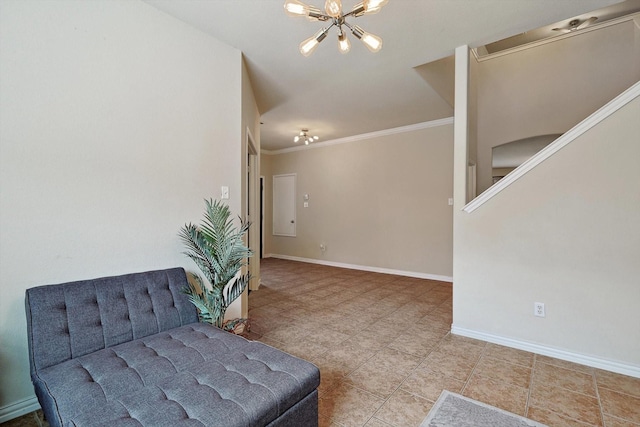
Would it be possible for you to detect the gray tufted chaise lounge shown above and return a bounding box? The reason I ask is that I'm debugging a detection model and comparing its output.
[25,268,319,427]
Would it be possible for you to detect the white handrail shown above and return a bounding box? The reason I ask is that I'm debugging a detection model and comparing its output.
[463,80,640,213]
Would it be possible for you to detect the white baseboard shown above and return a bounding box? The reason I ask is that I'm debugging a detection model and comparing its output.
[451,325,640,378]
[264,253,453,283]
[0,396,40,423]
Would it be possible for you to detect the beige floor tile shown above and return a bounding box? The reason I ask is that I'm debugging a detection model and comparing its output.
[483,343,535,367]
[0,411,48,427]
[386,333,437,358]
[311,327,353,348]
[400,366,465,401]
[526,406,599,427]
[342,330,396,351]
[529,382,602,426]
[603,414,640,427]
[599,388,640,424]
[473,355,532,388]
[364,418,393,427]
[319,383,386,427]
[596,370,640,398]
[435,334,486,360]
[261,323,309,345]
[421,349,477,381]
[368,347,422,375]
[345,362,408,398]
[533,361,597,396]
[321,342,375,373]
[463,374,529,416]
[319,413,344,427]
[535,355,595,375]
[373,389,434,427]
[271,337,329,361]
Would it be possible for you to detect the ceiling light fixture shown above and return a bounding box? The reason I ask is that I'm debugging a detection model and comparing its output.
[284,0,387,56]
[294,129,319,145]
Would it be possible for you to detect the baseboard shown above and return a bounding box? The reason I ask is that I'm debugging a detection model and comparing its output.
[451,325,640,378]
[265,253,453,283]
[0,396,40,423]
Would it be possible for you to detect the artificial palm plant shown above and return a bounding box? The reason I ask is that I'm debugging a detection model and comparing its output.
[179,199,252,330]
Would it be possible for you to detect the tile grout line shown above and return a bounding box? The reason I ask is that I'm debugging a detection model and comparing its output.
[460,340,486,395]
[593,371,607,427]
[524,353,536,418]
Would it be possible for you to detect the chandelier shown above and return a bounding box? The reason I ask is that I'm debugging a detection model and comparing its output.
[294,129,319,145]
[284,0,388,56]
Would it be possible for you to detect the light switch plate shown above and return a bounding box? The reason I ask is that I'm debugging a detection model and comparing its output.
[221,186,229,200]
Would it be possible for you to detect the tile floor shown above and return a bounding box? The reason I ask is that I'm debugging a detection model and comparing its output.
[4,258,639,427]
[246,259,639,427]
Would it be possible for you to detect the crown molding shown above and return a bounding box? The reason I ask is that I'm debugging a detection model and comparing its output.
[261,117,454,155]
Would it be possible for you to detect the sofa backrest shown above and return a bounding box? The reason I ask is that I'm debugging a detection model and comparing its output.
[25,267,198,373]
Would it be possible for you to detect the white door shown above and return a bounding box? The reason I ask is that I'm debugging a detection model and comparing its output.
[273,174,296,237]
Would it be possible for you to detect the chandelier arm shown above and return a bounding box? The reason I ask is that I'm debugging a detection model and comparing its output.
[342,20,359,37]
[309,9,332,21]
[342,9,361,18]
[323,21,338,34]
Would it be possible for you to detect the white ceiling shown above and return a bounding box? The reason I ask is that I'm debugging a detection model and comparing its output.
[145,0,623,151]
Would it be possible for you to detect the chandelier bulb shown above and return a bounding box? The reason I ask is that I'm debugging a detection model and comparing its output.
[361,31,382,52]
[350,25,382,53]
[284,0,310,17]
[362,0,388,14]
[299,28,328,56]
[294,136,300,143]
[324,0,342,18]
[338,31,351,54]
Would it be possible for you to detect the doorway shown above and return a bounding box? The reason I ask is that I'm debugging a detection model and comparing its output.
[246,129,260,292]
[260,176,264,259]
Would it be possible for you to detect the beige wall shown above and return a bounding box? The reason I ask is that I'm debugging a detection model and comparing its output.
[0,0,248,417]
[262,124,454,279]
[476,19,640,194]
[454,95,640,370]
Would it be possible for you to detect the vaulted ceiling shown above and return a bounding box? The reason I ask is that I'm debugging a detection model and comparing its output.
[145,0,627,150]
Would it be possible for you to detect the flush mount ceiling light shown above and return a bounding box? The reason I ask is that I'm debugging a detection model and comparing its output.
[294,129,319,145]
[552,17,598,33]
[284,0,387,56]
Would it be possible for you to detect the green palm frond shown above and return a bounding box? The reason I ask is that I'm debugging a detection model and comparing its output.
[180,199,252,330]
[223,273,251,308]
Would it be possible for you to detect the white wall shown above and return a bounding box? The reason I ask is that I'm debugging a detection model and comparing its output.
[0,0,246,418]
[453,94,640,373]
[263,123,454,280]
[475,19,640,194]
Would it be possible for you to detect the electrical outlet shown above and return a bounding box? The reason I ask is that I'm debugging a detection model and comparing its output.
[534,302,545,317]
[320,244,326,252]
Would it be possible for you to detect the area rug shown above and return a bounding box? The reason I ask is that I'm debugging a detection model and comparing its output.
[420,391,548,427]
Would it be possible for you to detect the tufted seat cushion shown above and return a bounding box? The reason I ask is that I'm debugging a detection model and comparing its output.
[33,323,319,426]
[26,268,320,427]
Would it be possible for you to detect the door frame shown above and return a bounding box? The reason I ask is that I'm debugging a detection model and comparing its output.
[246,128,260,291]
